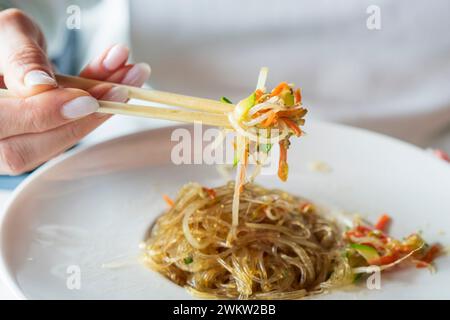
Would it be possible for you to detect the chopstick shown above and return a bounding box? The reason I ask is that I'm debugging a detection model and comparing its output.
[97,100,232,128]
[0,88,232,128]
[0,73,235,128]
[56,74,234,114]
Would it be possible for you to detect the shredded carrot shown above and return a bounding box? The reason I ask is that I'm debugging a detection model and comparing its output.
[255,89,264,101]
[369,252,399,266]
[260,111,277,128]
[270,82,289,97]
[281,118,302,137]
[277,108,307,118]
[421,244,441,263]
[163,194,174,207]
[375,214,391,231]
[294,88,302,104]
[278,140,288,181]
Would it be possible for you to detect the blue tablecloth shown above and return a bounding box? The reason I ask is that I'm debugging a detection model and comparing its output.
[0,174,29,190]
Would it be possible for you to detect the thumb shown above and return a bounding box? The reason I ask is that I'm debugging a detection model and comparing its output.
[0,10,56,97]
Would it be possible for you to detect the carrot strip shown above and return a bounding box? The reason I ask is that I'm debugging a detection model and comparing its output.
[260,111,277,128]
[281,118,302,137]
[421,244,441,263]
[278,140,288,181]
[294,88,302,104]
[375,214,391,231]
[163,194,174,207]
[369,252,399,266]
[255,89,264,101]
[270,82,288,97]
[203,187,216,199]
[277,108,307,118]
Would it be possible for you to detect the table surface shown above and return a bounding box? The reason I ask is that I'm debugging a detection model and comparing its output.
[0,120,449,300]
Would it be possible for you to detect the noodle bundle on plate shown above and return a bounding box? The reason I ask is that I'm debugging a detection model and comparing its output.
[143,182,353,299]
[143,182,442,299]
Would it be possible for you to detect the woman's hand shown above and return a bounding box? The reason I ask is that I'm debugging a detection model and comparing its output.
[0,9,150,175]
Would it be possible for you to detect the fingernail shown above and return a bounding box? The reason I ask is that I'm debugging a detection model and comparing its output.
[101,86,128,102]
[62,96,99,119]
[103,44,129,71]
[24,70,57,87]
[122,63,151,86]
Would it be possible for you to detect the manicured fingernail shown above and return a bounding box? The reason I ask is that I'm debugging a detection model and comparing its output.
[101,86,128,102]
[122,63,151,86]
[62,96,99,119]
[24,70,57,87]
[103,44,129,71]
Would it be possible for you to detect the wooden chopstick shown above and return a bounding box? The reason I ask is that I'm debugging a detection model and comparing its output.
[0,88,232,128]
[55,74,234,114]
[0,73,237,128]
[98,100,231,128]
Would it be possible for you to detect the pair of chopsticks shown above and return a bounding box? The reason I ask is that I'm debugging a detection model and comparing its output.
[0,74,234,128]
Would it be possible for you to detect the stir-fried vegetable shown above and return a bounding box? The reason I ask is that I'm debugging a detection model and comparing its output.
[344,214,442,276]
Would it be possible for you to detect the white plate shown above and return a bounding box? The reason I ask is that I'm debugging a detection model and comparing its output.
[0,121,449,299]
